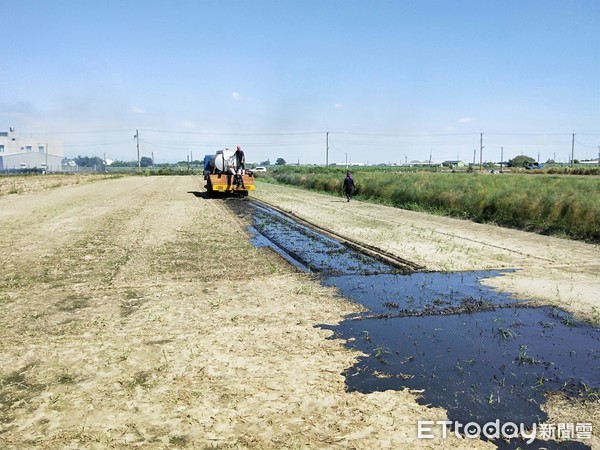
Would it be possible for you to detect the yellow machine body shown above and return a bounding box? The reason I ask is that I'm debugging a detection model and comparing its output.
[207,173,255,194]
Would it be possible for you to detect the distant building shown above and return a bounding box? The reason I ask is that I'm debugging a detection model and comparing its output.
[0,128,64,171]
[404,160,443,167]
[331,162,365,167]
[580,158,600,165]
[442,160,466,167]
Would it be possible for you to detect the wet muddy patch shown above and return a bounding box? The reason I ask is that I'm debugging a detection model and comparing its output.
[234,200,399,275]
[227,199,600,449]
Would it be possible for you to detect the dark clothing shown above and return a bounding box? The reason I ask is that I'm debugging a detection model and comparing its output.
[343,175,355,201]
[233,147,246,188]
[234,148,245,171]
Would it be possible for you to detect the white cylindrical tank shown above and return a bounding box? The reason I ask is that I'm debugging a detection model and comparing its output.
[211,149,237,173]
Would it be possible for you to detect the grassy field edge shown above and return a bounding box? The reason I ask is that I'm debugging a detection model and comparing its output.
[261,168,600,243]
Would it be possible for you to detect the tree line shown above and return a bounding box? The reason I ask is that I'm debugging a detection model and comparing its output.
[68,155,288,167]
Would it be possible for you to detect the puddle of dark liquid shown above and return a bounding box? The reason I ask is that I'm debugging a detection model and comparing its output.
[323,271,519,318]
[227,199,599,449]
[324,307,599,421]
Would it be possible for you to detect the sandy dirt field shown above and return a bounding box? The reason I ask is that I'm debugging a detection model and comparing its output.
[0,173,118,196]
[0,175,597,449]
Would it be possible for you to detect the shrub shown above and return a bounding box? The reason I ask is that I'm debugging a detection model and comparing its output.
[270,167,600,242]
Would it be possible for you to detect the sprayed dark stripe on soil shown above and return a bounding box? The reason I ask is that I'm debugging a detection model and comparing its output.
[226,199,600,450]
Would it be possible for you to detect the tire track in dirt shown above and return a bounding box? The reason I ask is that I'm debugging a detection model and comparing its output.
[249,197,426,272]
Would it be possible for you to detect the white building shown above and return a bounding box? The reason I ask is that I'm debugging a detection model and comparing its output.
[580,158,600,165]
[0,128,64,171]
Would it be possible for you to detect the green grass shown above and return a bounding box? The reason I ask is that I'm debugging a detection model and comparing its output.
[266,167,600,242]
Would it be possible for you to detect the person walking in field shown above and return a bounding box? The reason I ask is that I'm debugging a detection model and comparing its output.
[343,171,355,202]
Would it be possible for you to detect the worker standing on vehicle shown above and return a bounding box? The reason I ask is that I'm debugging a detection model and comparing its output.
[233,146,246,189]
[343,172,355,202]
[234,146,245,172]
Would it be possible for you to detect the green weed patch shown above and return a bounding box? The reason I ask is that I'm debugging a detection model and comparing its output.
[268,168,600,242]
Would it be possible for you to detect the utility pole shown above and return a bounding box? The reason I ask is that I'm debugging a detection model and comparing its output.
[571,133,575,167]
[345,152,348,169]
[500,146,504,173]
[103,152,106,173]
[479,132,484,172]
[134,129,141,174]
[473,148,476,165]
[326,131,329,167]
[598,146,600,167]
[45,142,48,173]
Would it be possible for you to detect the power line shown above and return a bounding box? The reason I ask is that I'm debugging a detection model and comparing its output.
[21,128,600,138]
[575,139,600,148]
[329,131,478,137]
[138,138,322,148]
[64,141,131,147]
[139,129,324,136]
[484,132,573,137]
[27,129,132,135]
[17,127,599,163]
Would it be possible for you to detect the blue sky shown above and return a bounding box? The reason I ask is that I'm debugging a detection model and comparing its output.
[1,0,599,164]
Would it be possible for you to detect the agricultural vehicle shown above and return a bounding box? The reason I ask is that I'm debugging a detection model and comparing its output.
[203,149,255,196]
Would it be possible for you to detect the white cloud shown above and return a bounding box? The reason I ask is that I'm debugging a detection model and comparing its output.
[334,103,343,109]
[131,106,147,114]
[231,92,243,101]
[458,117,473,124]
